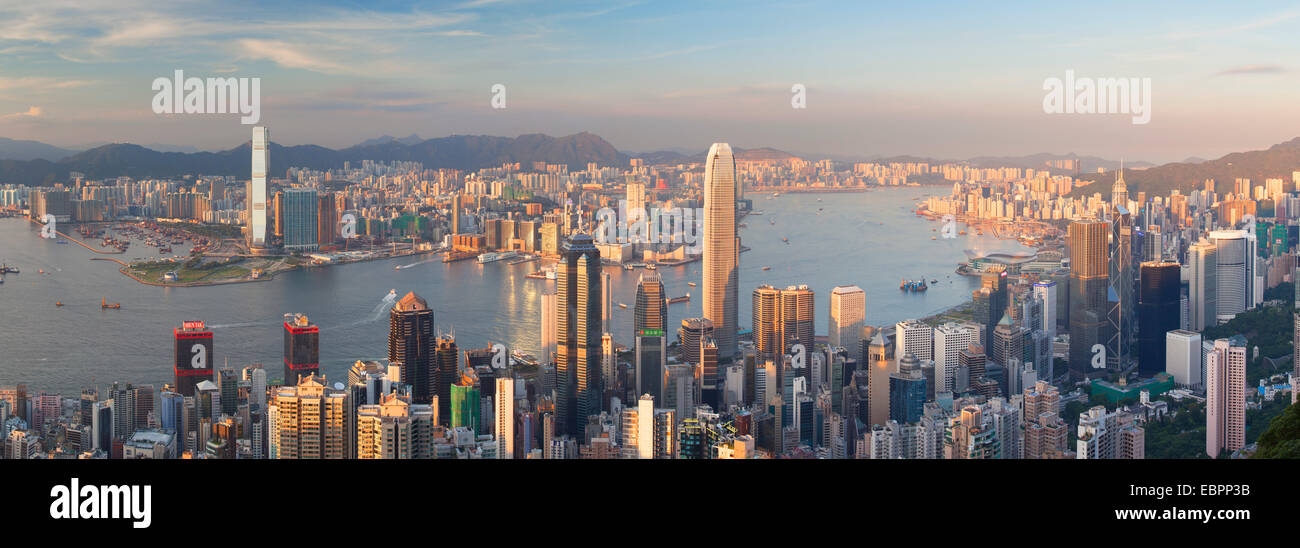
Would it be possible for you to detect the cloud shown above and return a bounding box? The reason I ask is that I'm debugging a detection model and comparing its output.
[4,106,44,118]
[1215,64,1285,76]
[236,39,345,74]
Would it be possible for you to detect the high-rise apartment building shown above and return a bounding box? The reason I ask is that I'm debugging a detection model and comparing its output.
[1205,338,1246,458]
[271,374,350,459]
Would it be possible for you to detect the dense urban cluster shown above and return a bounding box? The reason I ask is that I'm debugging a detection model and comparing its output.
[0,127,1297,460]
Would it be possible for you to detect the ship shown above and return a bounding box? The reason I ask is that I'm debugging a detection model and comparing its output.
[899,279,928,292]
[617,303,628,309]
[477,250,519,264]
[101,297,121,309]
[645,263,657,270]
[668,294,690,304]
[687,281,697,287]
[762,266,771,271]
[0,263,18,274]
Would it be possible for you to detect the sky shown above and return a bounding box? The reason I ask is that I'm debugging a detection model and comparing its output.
[0,0,1298,163]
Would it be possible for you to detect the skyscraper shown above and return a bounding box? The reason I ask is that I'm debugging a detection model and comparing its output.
[889,352,926,424]
[1209,230,1250,324]
[282,187,319,252]
[702,143,739,362]
[1137,261,1180,376]
[895,319,933,362]
[450,374,481,431]
[173,320,214,397]
[282,313,319,385]
[1205,338,1245,458]
[496,377,515,459]
[317,191,336,247]
[271,374,349,459]
[1187,238,1217,330]
[540,289,557,365]
[829,285,866,361]
[355,392,435,459]
[634,272,667,403]
[934,322,976,394]
[1069,220,1110,378]
[555,233,602,436]
[752,284,814,368]
[435,335,458,425]
[247,126,269,251]
[388,292,436,406]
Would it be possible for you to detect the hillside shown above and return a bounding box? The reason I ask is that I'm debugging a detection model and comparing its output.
[1070,137,1300,198]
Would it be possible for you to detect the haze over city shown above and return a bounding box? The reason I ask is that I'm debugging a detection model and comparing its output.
[2,0,1299,162]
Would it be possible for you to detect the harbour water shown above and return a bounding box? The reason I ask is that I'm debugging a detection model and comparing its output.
[0,187,1029,393]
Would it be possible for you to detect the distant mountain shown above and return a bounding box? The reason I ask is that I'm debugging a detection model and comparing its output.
[1182,156,1208,164]
[0,137,77,162]
[356,134,424,147]
[0,132,628,186]
[1070,137,1300,198]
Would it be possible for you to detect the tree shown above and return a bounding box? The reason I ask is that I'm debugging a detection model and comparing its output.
[1254,403,1300,459]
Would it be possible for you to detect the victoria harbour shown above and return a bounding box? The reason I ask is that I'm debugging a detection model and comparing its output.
[0,188,1026,393]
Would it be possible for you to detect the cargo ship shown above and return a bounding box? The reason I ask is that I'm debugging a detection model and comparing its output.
[899,279,928,292]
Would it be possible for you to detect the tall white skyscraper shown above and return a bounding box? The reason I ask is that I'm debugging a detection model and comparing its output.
[636,394,655,460]
[496,377,514,459]
[829,285,866,360]
[248,126,269,250]
[934,323,975,393]
[1209,230,1249,324]
[702,143,738,362]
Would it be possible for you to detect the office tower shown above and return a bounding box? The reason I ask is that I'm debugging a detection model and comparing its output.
[1033,281,1058,337]
[972,268,1008,345]
[678,317,714,364]
[1205,339,1246,458]
[317,192,336,246]
[601,271,614,326]
[556,233,603,436]
[173,320,214,397]
[540,289,557,365]
[829,285,866,361]
[866,331,895,427]
[634,272,667,402]
[1109,201,1135,371]
[271,374,350,459]
[702,142,739,362]
[435,335,458,425]
[356,392,436,459]
[450,374,481,431]
[991,315,1025,389]
[960,344,990,394]
[1137,261,1180,376]
[635,394,655,459]
[282,313,319,385]
[699,336,720,408]
[1187,239,1217,331]
[282,187,319,252]
[1068,220,1110,378]
[389,292,437,406]
[247,126,269,250]
[889,352,926,424]
[934,323,975,394]
[752,284,815,367]
[496,377,515,459]
[895,319,933,362]
[1208,230,1250,324]
[1165,330,1202,389]
[1023,381,1067,459]
[449,193,463,236]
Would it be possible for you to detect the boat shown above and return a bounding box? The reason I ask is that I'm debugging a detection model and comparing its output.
[55,301,62,307]
[762,266,771,271]
[618,303,628,309]
[477,250,519,264]
[623,264,634,271]
[0,263,18,274]
[899,279,928,292]
[687,281,697,287]
[101,297,121,309]
[38,269,45,275]
[668,295,690,304]
[782,237,789,244]
[769,219,776,225]
[645,263,657,270]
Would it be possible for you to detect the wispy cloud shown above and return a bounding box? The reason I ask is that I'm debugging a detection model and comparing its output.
[3,106,44,118]
[235,39,345,74]
[1215,64,1284,76]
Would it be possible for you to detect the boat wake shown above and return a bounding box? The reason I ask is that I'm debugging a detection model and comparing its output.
[396,257,438,270]
[326,290,398,331]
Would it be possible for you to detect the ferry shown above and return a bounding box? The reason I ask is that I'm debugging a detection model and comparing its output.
[668,294,690,304]
[687,281,697,287]
[477,250,519,264]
